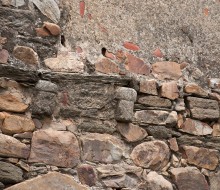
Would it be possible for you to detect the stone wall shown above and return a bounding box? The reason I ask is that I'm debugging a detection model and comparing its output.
[0,0,220,190]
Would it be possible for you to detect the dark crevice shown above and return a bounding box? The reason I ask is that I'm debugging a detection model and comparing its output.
[61,35,66,47]
[101,47,107,56]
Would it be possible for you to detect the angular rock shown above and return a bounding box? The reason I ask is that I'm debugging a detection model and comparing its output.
[0,49,9,64]
[1,114,35,135]
[31,91,57,116]
[81,133,125,164]
[29,0,60,23]
[117,123,147,142]
[175,99,185,111]
[180,118,212,136]
[124,53,151,75]
[208,78,220,90]
[36,28,50,37]
[0,161,23,184]
[6,172,88,190]
[168,137,179,152]
[144,171,173,190]
[115,87,137,102]
[212,123,220,137]
[43,22,61,36]
[152,61,182,80]
[0,133,30,158]
[130,140,170,170]
[13,46,39,65]
[184,83,208,97]
[95,58,119,74]
[77,164,97,187]
[29,129,80,168]
[139,79,158,95]
[0,94,28,113]
[134,110,177,126]
[186,97,219,120]
[138,95,172,108]
[45,53,84,73]
[160,81,179,100]
[35,80,58,93]
[209,171,220,190]
[115,100,134,122]
[182,146,218,170]
[170,167,209,190]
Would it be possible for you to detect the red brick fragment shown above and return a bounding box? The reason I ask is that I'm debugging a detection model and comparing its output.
[153,48,163,58]
[95,58,119,74]
[123,42,140,51]
[203,8,209,16]
[104,51,115,60]
[80,1,85,18]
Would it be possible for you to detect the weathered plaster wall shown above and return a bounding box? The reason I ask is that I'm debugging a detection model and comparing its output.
[0,0,220,190]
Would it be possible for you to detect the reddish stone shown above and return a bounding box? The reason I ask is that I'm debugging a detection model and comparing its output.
[104,51,115,60]
[116,50,126,63]
[123,42,140,51]
[168,137,179,152]
[80,1,85,18]
[180,62,189,69]
[139,79,158,95]
[76,46,83,54]
[203,8,209,16]
[184,83,208,97]
[35,28,50,37]
[160,81,179,100]
[77,164,97,187]
[125,53,151,75]
[212,123,220,137]
[95,58,119,74]
[0,49,9,64]
[43,22,61,36]
[153,48,163,58]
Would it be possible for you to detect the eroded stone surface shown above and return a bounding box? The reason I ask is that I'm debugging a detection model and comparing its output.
[160,81,179,100]
[138,95,172,108]
[115,100,134,122]
[29,129,80,167]
[170,167,209,190]
[6,172,88,190]
[130,140,170,170]
[81,133,125,164]
[139,79,158,95]
[95,58,119,74]
[115,87,137,102]
[182,146,218,170]
[184,83,208,97]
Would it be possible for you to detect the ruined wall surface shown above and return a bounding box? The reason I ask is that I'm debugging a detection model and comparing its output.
[0,0,220,190]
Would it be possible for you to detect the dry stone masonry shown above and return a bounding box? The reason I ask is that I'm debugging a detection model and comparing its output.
[0,0,220,190]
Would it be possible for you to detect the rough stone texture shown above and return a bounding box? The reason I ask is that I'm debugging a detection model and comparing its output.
[210,171,220,190]
[0,161,23,184]
[138,95,172,108]
[152,62,182,80]
[160,81,179,100]
[43,22,61,36]
[77,164,97,187]
[0,94,28,113]
[186,97,219,120]
[184,83,208,97]
[1,114,35,135]
[180,118,213,136]
[31,91,57,116]
[81,133,125,164]
[13,46,39,66]
[115,87,137,102]
[115,100,134,122]
[0,49,9,64]
[35,80,58,93]
[144,171,173,190]
[168,137,179,152]
[95,58,119,74]
[208,78,220,90]
[29,129,80,168]
[6,172,88,190]
[139,79,158,95]
[212,123,220,137]
[175,99,185,111]
[134,110,177,126]
[0,133,29,158]
[170,167,209,190]
[130,140,170,170]
[117,123,147,142]
[182,146,218,170]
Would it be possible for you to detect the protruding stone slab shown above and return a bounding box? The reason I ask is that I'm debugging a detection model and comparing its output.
[130,140,170,170]
[115,100,134,122]
[134,110,177,126]
[180,118,212,136]
[152,61,182,80]
[144,171,173,190]
[187,97,219,120]
[29,129,80,168]
[115,87,137,102]
[6,172,88,190]
[184,83,208,97]
[160,81,179,100]
[137,95,172,108]
[35,80,58,93]
[1,114,35,135]
[170,167,209,190]
[182,146,218,170]
[95,58,119,74]
[0,94,28,113]
[0,134,30,158]
[117,123,147,142]
[81,133,125,164]
[0,161,23,184]
[139,79,158,95]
